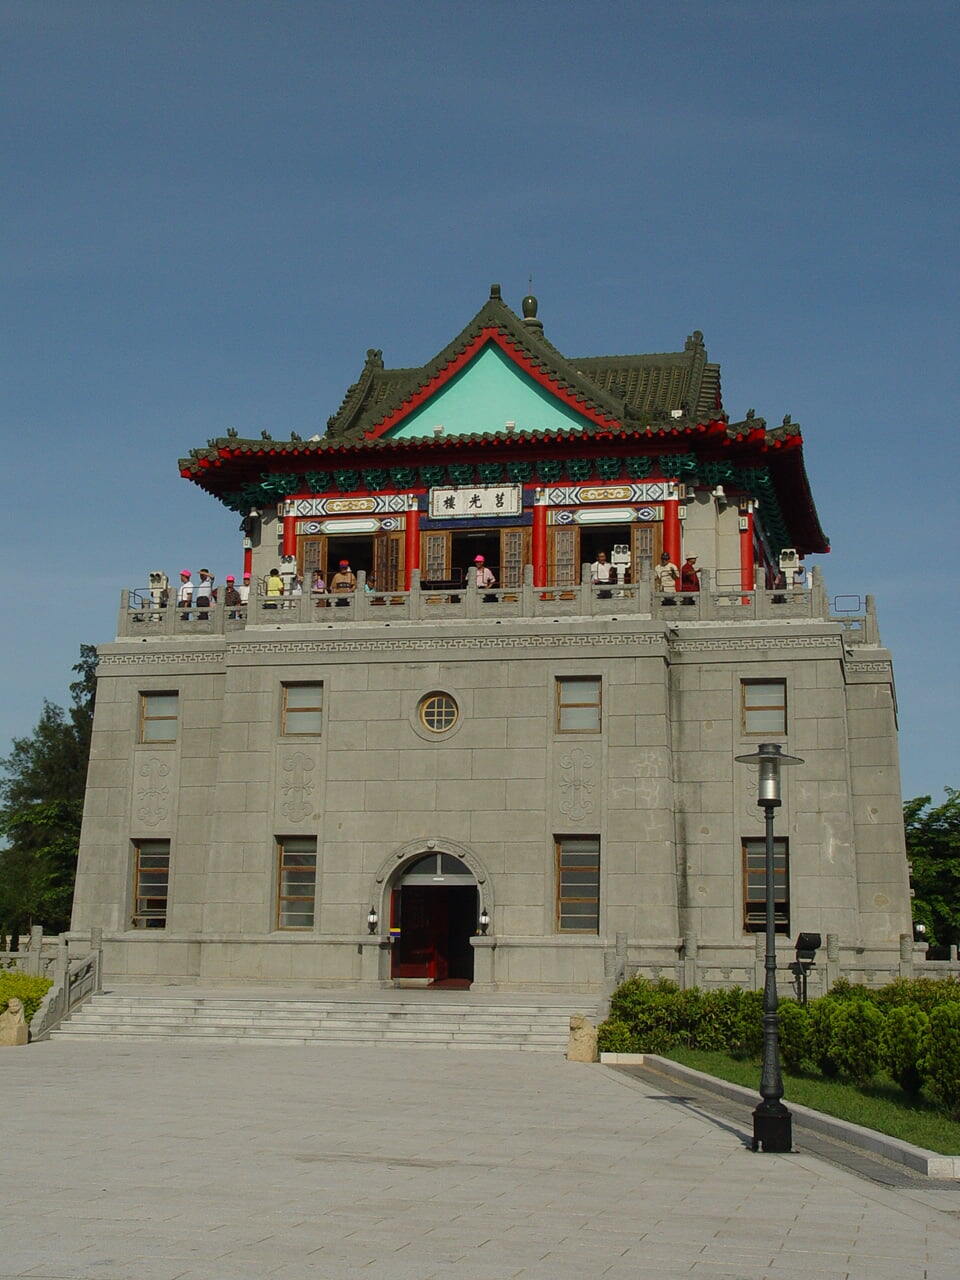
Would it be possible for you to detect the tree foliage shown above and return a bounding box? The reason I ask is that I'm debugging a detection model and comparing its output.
[0,646,97,945]
[905,789,960,950]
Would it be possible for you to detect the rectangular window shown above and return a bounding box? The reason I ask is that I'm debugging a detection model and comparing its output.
[277,837,317,929]
[741,679,787,735]
[556,836,600,933]
[139,692,178,743]
[281,683,324,735]
[132,840,170,928]
[742,837,789,934]
[556,676,602,733]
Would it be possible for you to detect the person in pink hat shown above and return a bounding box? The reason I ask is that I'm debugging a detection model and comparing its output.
[177,569,193,619]
[223,574,241,619]
[473,554,496,595]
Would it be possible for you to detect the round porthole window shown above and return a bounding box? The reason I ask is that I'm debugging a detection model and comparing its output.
[418,692,459,733]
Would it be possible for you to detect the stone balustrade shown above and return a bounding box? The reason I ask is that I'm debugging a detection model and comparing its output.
[116,566,880,643]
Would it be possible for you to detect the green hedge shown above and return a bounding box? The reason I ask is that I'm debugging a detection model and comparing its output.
[0,974,53,1024]
[597,974,960,1116]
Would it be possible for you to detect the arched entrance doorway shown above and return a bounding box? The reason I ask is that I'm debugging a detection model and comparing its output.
[389,852,479,987]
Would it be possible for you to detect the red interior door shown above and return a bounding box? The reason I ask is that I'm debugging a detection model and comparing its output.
[391,887,449,980]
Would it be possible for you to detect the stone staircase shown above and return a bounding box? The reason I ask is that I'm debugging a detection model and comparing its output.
[51,989,596,1052]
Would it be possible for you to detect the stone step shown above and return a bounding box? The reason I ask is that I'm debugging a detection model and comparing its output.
[52,1031,559,1051]
[53,991,591,1052]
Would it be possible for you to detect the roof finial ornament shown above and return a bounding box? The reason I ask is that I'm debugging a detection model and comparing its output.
[521,280,543,334]
[489,283,502,300]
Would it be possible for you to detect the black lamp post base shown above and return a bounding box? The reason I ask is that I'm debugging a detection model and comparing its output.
[752,1103,792,1152]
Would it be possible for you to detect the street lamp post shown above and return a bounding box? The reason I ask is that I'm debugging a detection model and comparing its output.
[735,741,804,1153]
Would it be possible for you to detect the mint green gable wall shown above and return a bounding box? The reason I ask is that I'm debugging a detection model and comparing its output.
[385,343,593,439]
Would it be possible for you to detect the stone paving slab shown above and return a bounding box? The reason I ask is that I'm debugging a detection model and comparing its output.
[2,1039,958,1280]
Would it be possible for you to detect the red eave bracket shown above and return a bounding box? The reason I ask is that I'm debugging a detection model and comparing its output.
[363,327,621,441]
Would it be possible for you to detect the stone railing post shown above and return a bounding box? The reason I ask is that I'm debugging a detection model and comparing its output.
[864,594,880,645]
[90,927,103,993]
[825,933,840,991]
[464,567,479,618]
[682,933,698,989]
[698,568,713,619]
[633,572,652,615]
[899,932,915,978]
[581,562,594,615]
[521,563,534,614]
[811,565,828,618]
[26,925,43,976]
[754,932,765,989]
[614,931,628,986]
[355,571,369,618]
[408,569,422,620]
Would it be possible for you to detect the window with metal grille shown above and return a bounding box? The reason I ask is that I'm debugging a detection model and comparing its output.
[556,676,601,733]
[418,692,459,733]
[139,692,178,743]
[556,836,600,933]
[281,683,323,735]
[277,838,317,929]
[132,840,170,928]
[741,680,787,735]
[742,837,789,933]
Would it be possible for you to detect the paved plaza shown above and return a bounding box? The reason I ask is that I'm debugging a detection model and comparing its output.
[3,1039,959,1280]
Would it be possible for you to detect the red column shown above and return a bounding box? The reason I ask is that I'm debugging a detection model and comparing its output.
[404,495,420,590]
[739,502,755,599]
[663,491,681,566]
[242,542,253,579]
[282,515,297,558]
[532,489,548,588]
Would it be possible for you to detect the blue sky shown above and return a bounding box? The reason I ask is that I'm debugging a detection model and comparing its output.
[2,0,958,800]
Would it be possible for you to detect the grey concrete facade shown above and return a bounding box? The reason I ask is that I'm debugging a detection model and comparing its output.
[71,576,914,993]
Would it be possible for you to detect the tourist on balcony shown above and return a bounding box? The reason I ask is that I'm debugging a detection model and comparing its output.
[223,575,241,619]
[177,570,193,619]
[330,559,356,605]
[473,554,496,601]
[591,550,614,598]
[265,568,284,608]
[655,552,679,603]
[680,555,700,604]
[196,569,214,619]
[238,572,251,606]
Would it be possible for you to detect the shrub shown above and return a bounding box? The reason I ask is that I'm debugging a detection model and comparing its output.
[874,977,960,1013]
[776,999,811,1073]
[596,1019,639,1054]
[829,1000,884,1085]
[0,974,53,1024]
[924,1002,960,1116]
[735,989,764,1058]
[609,977,686,1052]
[688,987,749,1052]
[827,977,877,1004]
[807,998,841,1077]
[882,1005,930,1095]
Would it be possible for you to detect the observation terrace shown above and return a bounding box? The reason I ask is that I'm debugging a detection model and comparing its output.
[116,566,880,646]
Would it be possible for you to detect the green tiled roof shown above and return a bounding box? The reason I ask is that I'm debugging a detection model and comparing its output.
[324,288,719,443]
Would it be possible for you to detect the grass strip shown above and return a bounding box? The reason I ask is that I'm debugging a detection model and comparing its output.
[662,1047,960,1156]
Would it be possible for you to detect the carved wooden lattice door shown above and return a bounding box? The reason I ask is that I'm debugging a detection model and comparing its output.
[373,532,404,592]
[299,535,327,578]
[421,531,451,584]
[631,523,661,583]
[499,528,529,589]
[551,526,579,587]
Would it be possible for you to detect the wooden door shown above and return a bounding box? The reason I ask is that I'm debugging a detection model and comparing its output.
[631,522,662,584]
[421,531,452,586]
[373,531,404,592]
[298,535,327,579]
[550,526,579,587]
[499,527,529,590]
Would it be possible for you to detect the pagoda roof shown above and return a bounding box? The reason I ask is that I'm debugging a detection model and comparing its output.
[321,286,720,442]
[178,287,828,554]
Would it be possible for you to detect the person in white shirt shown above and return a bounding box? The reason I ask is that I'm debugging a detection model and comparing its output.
[177,570,193,619]
[591,550,615,597]
[654,552,679,602]
[238,573,251,605]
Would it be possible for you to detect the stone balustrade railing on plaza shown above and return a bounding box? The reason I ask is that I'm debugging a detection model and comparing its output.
[116,565,880,643]
[1,926,103,1041]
